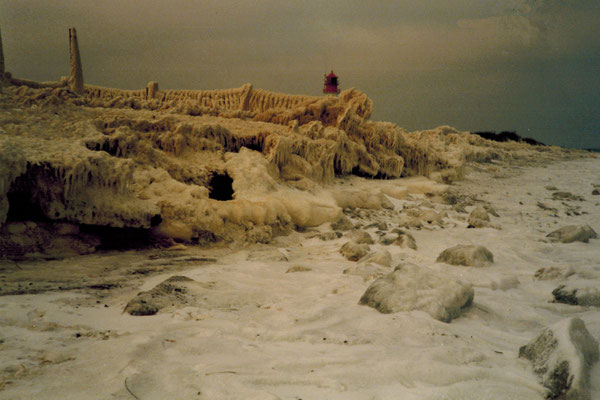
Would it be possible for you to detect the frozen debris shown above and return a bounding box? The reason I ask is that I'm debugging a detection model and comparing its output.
[359,264,474,322]
[124,275,213,316]
[468,206,491,228]
[339,241,369,261]
[552,285,600,307]
[519,318,599,400]
[403,207,444,226]
[360,249,392,267]
[390,229,417,250]
[418,209,443,225]
[552,191,584,201]
[546,225,598,243]
[331,216,354,231]
[379,233,399,245]
[364,221,387,231]
[534,267,568,281]
[537,202,559,212]
[319,231,342,241]
[436,244,494,267]
[285,265,312,273]
[349,230,374,245]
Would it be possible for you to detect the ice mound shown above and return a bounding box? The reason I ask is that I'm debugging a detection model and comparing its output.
[339,241,370,261]
[358,263,474,322]
[552,284,600,307]
[0,71,580,251]
[124,275,213,316]
[436,244,494,267]
[519,318,599,400]
[546,225,598,243]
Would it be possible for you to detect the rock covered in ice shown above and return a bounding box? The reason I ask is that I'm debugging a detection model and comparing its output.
[552,285,600,307]
[319,231,342,241]
[360,249,392,267]
[552,191,584,201]
[391,229,417,250]
[418,209,443,225]
[349,230,374,244]
[535,267,569,281]
[468,206,491,228]
[331,216,354,231]
[519,317,599,400]
[378,232,399,245]
[546,225,597,243]
[358,263,474,322]
[339,241,369,261]
[124,275,210,316]
[436,244,494,267]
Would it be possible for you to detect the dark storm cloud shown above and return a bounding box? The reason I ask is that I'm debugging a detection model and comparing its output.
[1,1,598,148]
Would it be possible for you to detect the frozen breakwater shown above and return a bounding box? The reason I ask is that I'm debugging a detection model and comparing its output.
[1,51,599,399]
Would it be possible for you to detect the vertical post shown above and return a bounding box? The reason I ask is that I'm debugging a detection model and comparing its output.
[69,27,84,95]
[239,83,253,111]
[146,81,159,99]
[0,25,5,89]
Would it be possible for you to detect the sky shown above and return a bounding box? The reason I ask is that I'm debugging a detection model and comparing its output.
[1,0,599,148]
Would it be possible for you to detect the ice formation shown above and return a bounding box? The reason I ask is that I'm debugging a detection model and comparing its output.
[0,27,584,253]
[436,244,494,267]
[546,224,598,243]
[519,318,599,400]
[359,263,474,322]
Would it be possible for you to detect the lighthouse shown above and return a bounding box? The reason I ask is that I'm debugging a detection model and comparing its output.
[323,70,340,95]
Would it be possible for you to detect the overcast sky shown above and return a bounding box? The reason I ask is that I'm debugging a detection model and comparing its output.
[2,1,599,148]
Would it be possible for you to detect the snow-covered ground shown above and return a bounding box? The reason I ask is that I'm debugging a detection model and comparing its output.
[1,156,599,399]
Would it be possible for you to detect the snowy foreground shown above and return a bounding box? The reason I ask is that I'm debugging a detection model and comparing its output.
[1,156,599,399]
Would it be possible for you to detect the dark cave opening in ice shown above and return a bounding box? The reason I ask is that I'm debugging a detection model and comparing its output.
[208,172,234,201]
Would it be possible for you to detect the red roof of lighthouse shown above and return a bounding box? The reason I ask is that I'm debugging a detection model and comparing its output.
[326,70,338,78]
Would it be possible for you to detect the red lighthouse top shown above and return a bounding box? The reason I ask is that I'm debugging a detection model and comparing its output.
[323,70,340,94]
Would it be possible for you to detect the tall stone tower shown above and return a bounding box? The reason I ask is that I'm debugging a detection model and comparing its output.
[69,27,84,95]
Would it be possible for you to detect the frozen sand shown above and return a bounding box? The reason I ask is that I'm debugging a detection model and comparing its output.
[1,157,600,399]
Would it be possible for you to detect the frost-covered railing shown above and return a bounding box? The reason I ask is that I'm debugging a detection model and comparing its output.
[84,85,146,101]
[1,26,372,121]
[82,82,364,115]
